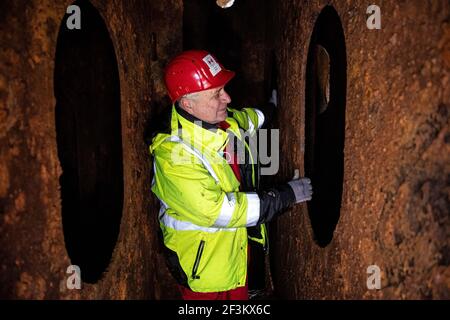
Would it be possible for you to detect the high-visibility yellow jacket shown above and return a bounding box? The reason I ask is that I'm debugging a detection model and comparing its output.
[149,104,293,292]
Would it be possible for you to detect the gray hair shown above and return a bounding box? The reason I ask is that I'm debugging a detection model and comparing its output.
[179,92,200,104]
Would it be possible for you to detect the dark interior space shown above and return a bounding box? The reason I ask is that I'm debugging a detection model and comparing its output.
[183,0,242,102]
[183,0,267,106]
[304,6,347,247]
[54,0,124,283]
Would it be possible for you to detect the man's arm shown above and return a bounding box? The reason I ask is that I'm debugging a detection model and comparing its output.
[152,143,308,229]
[257,176,313,224]
[152,143,261,228]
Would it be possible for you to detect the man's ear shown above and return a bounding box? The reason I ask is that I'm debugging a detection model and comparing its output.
[180,98,194,114]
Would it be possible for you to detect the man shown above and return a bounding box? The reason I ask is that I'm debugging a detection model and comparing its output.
[148,50,312,300]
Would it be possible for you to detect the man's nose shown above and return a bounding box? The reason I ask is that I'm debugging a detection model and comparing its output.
[220,90,231,103]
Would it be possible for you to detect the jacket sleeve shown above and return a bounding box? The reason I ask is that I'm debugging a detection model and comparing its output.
[151,141,295,229]
[152,141,261,228]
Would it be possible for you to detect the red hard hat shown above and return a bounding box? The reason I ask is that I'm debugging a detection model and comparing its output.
[164,50,235,102]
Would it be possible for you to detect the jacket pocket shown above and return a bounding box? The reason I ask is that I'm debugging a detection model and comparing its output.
[191,240,205,279]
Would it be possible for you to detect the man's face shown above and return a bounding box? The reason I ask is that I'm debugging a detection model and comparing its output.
[183,86,231,124]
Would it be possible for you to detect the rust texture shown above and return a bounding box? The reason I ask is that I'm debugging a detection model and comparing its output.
[0,0,449,299]
[272,0,449,299]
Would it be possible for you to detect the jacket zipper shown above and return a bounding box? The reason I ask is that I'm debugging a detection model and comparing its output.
[191,240,205,279]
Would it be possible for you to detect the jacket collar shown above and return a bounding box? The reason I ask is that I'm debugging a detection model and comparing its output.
[175,103,219,131]
[171,104,227,153]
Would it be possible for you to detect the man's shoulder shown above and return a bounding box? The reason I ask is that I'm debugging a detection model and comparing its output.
[152,136,204,167]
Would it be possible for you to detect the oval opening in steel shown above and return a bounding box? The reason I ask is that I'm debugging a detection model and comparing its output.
[54,0,124,283]
[305,6,347,247]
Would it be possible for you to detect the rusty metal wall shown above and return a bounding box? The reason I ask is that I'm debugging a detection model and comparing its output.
[272,0,449,299]
[0,0,182,299]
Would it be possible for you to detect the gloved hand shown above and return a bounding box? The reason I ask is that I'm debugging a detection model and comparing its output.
[287,170,313,203]
[269,89,277,107]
